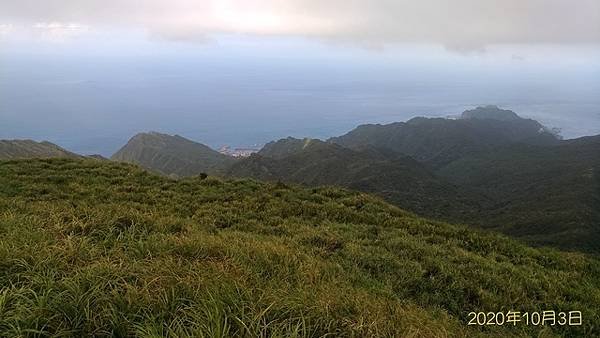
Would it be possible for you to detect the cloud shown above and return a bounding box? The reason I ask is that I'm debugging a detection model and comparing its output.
[1,0,599,49]
[0,23,13,38]
[32,22,90,41]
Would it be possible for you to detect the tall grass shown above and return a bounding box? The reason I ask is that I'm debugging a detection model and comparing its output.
[0,158,598,337]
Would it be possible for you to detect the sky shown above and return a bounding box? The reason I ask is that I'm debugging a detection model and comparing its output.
[1,1,600,155]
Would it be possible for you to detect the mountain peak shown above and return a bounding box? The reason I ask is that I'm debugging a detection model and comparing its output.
[131,131,172,140]
[461,105,521,121]
[111,132,235,176]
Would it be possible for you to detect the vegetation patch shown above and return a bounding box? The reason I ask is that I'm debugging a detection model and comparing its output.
[0,159,598,337]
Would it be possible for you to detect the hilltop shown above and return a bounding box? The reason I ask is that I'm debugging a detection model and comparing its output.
[0,139,80,160]
[0,158,599,336]
[111,132,236,177]
[460,105,522,121]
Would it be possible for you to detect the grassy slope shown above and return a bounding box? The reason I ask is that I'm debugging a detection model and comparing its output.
[0,140,81,160]
[0,159,599,337]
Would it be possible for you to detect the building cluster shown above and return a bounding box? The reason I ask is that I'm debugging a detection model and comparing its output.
[218,145,260,158]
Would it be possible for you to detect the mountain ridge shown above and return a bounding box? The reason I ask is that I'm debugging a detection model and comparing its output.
[329,106,560,168]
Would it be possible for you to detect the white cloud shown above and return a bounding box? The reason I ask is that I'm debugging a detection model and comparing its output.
[0,23,13,37]
[1,0,599,48]
[32,22,89,39]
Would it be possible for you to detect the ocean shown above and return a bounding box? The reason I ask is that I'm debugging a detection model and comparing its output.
[2,46,599,156]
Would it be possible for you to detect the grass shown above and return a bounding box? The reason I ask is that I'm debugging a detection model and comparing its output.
[0,158,599,337]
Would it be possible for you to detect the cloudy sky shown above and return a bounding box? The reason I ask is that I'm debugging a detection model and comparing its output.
[1,0,599,48]
[1,1,599,155]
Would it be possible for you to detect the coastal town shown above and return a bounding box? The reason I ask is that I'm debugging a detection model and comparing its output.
[218,145,261,158]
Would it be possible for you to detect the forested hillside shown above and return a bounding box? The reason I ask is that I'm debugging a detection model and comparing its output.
[438,135,600,252]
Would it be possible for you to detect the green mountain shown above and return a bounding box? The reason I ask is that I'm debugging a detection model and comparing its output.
[0,139,81,160]
[438,135,600,253]
[258,137,321,159]
[329,106,559,169]
[228,137,480,222]
[111,132,236,177]
[0,158,598,336]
